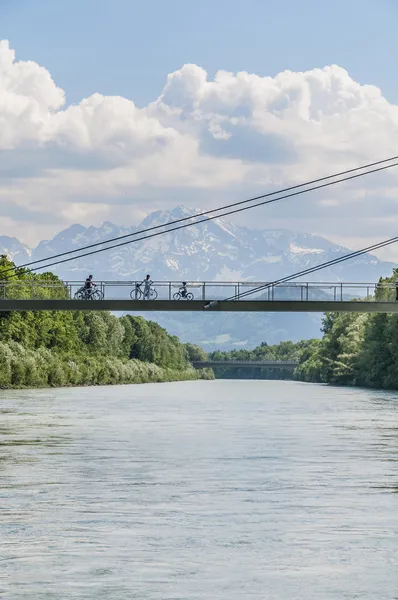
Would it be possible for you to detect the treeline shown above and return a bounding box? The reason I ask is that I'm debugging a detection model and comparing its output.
[0,256,213,388]
[208,340,314,379]
[295,270,398,388]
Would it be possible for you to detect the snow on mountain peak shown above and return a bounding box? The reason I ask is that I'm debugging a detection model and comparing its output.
[289,243,325,255]
[140,205,202,229]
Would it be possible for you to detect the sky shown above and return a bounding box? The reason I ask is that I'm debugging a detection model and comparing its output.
[1,0,398,260]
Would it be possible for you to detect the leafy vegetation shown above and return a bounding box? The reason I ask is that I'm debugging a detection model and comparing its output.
[295,270,398,389]
[0,255,213,389]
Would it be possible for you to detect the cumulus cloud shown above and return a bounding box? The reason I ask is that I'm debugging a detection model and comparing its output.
[1,39,398,252]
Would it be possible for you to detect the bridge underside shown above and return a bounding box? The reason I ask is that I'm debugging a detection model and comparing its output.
[1,299,398,312]
[193,361,297,369]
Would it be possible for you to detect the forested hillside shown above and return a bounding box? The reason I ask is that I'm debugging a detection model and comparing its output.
[0,256,211,388]
[295,270,398,388]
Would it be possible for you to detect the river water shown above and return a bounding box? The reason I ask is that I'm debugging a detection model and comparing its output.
[1,380,397,599]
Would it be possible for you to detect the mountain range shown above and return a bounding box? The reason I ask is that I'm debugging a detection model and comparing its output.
[1,206,396,349]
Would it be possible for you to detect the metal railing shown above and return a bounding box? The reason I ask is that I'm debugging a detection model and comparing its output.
[0,280,395,302]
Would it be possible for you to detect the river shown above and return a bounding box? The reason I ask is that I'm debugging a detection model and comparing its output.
[1,380,397,599]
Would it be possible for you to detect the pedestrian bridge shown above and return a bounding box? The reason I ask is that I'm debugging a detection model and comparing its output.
[192,360,298,369]
[0,279,397,312]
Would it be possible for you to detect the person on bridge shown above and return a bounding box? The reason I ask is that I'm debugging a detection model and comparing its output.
[84,275,96,299]
[142,274,152,300]
[180,282,188,298]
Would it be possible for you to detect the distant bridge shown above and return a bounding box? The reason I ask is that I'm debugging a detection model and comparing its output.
[0,279,397,313]
[192,360,298,370]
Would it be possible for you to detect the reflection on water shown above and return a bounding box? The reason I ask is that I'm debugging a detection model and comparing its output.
[0,381,397,599]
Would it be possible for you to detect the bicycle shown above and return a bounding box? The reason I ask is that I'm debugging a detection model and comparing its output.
[74,287,104,300]
[130,282,158,300]
[173,289,194,300]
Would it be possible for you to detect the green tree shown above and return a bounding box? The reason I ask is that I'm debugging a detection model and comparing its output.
[0,258,211,389]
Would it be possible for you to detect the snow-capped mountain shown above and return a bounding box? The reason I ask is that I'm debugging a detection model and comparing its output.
[25,206,397,282]
[0,236,31,265]
[1,206,396,348]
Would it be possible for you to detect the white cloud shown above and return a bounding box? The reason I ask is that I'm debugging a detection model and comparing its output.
[0,40,65,149]
[1,38,398,253]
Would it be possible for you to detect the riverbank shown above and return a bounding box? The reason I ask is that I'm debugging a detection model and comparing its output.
[0,340,214,389]
[294,269,398,389]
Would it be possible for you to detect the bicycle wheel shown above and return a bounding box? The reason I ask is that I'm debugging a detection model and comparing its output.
[186,292,194,300]
[74,290,85,300]
[130,288,142,299]
[149,289,158,300]
[91,289,104,300]
[173,292,181,300]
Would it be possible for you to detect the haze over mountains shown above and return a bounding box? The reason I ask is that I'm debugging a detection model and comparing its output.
[1,206,396,349]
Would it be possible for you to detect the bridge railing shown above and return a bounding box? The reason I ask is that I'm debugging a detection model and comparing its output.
[0,280,395,302]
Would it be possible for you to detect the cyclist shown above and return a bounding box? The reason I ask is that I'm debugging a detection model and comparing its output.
[180,282,188,298]
[84,274,96,299]
[141,274,152,300]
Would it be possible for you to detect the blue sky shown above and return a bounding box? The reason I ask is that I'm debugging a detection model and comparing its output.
[2,0,398,257]
[2,0,398,106]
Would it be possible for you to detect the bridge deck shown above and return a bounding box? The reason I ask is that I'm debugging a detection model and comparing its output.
[1,299,398,312]
[193,360,298,369]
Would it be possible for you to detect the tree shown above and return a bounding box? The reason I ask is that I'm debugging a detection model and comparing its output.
[185,343,208,363]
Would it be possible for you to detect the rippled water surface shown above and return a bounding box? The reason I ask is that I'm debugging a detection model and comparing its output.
[1,380,397,599]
